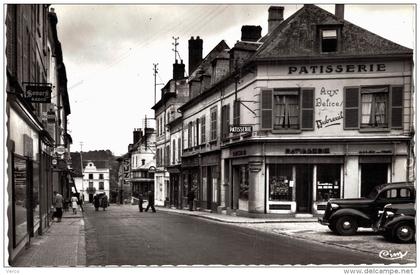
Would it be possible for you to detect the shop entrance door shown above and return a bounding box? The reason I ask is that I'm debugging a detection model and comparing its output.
[295,164,313,213]
[361,163,388,197]
[207,167,212,210]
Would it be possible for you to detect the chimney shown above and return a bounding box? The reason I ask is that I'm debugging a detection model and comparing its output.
[335,4,344,20]
[173,59,185,80]
[188,36,203,75]
[268,6,284,33]
[241,25,262,42]
[133,128,142,144]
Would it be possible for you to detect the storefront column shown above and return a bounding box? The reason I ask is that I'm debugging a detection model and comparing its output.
[248,160,264,213]
[344,156,359,198]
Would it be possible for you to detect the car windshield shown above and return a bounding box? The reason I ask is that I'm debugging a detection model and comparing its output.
[367,186,381,199]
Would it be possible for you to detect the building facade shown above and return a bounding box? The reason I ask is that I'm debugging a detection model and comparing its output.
[81,161,110,202]
[152,60,189,207]
[175,5,414,216]
[129,128,156,199]
[5,4,73,262]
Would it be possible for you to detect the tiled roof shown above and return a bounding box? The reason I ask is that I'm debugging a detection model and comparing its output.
[255,5,412,60]
[189,40,230,80]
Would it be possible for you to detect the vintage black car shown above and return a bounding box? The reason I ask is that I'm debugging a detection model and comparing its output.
[318,182,415,235]
[375,203,415,243]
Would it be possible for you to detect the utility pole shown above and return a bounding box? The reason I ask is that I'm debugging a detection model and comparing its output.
[172,36,179,62]
[153,63,159,105]
[80,142,84,201]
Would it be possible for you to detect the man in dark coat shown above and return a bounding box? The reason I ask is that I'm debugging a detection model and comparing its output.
[93,194,100,211]
[145,191,156,212]
[138,193,144,212]
[187,190,195,211]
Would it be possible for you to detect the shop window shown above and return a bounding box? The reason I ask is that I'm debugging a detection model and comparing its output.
[99,182,104,190]
[316,164,341,201]
[210,106,217,141]
[361,87,388,128]
[13,154,28,247]
[321,29,338,52]
[238,166,249,200]
[261,88,314,131]
[268,164,293,201]
[33,161,40,227]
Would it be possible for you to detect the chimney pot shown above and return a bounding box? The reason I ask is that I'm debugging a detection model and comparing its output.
[241,25,262,42]
[189,36,203,75]
[335,4,344,20]
[268,6,284,33]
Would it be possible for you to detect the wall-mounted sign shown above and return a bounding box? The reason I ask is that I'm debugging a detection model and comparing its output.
[231,149,247,157]
[288,63,386,75]
[229,125,252,133]
[47,110,56,123]
[52,159,58,165]
[286,148,330,154]
[24,83,52,103]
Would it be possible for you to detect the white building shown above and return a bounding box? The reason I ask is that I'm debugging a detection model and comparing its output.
[77,160,110,202]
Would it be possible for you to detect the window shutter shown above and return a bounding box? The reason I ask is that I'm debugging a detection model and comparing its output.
[391,86,403,129]
[261,89,273,130]
[225,104,230,137]
[233,100,240,125]
[301,88,314,130]
[344,87,360,129]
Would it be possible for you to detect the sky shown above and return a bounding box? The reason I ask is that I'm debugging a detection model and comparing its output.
[52,3,415,156]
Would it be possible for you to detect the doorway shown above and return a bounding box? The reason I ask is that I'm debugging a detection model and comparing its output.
[361,163,388,197]
[295,164,313,213]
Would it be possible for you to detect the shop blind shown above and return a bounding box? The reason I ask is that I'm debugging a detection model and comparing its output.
[391,86,403,128]
[344,87,360,129]
[301,88,314,130]
[261,89,273,130]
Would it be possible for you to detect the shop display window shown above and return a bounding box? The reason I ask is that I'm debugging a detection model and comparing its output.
[13,154,28,247]
[33,161,40,227]
[238,166,249,200]
[268,164,293,201]
[316,164,341,201]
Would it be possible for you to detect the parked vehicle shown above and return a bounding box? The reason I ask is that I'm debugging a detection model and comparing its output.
[375,203,415,243]
[318,182,415,235]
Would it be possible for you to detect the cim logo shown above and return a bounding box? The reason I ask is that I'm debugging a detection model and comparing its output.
[379,250,408,260]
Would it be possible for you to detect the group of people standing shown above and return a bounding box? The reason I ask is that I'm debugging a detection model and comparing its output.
[93,193,109,211]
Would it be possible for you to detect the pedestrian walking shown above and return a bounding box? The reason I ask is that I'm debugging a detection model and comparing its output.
[187,189,195,211]
[102,194,108,211]
[145,191,156,212]
[53,191,63,222]
[79,193,84,212]
[93,194,100,211]
[71,195,78,214]
[138,193,144,212]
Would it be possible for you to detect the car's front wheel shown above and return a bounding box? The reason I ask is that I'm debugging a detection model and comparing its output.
[335,216,358,236]
[393,223,415,243]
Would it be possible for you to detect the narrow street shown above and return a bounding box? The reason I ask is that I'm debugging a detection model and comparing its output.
[84,204,395,266]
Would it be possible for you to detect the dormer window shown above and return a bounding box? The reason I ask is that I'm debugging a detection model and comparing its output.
[321,29,338,52]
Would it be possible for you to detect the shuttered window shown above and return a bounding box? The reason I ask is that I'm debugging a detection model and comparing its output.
[221,104,230,138]
[200,116,206,143]
[344,87,360,129]
[301,88,315,130]
[261,89,273,130]
[233,100,240,126]
[391,86,403,129]
[210,106,217,141]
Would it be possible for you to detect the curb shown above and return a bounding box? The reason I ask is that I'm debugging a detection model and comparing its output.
[155,207,318,224]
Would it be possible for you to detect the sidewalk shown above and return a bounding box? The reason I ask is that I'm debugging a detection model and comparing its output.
[12,208,86,267]
[155,206,318,223]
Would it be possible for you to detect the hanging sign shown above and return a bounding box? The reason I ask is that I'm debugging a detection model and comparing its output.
[23,83,52,103]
